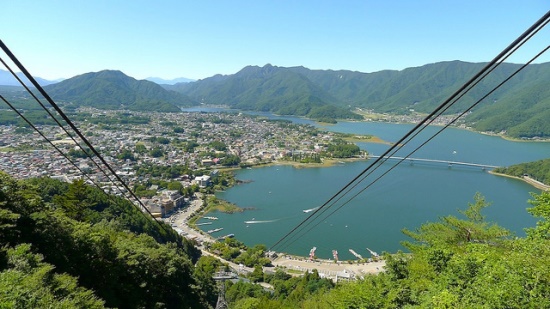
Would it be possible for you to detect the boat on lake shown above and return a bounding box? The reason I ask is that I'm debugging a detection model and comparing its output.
[303,207,319,213]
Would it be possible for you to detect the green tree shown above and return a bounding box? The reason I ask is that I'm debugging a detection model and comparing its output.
[167,181,183,191]
[0,244,106,308]
[210,140,227,151]
[52,178,95,221]
[525,190,550,239]
[116,148,136,161]
[134,143,147,154]
[249,265,264,283]
[149,147,165,158]
[221,154,241,166]
[402,193,510,248]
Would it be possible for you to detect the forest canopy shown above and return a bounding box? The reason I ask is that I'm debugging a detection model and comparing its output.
[2,170,550,308]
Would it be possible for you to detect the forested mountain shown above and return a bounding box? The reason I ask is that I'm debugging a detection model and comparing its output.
[43,70,197,112]
[173,61,550,138]
[10,61,548,137]
[464,64,550,138]
[171,64,363,121]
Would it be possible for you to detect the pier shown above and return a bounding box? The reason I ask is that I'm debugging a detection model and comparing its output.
[207,228,224,234]
[369,155,499,169]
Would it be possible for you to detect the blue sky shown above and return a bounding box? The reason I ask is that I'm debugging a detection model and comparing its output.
[2,1,549,80]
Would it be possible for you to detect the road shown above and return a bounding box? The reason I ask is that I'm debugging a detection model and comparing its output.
[166,195,255,274]
[166,194,385,282]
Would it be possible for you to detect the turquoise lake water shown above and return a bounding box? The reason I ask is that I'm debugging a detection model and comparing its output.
[184,108,550,260]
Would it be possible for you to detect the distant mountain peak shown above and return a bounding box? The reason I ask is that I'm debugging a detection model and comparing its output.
[145,76,195,85]
[0,69,60,86]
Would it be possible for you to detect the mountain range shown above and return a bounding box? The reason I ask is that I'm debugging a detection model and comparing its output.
[166,64,362,121]
[4,61,548,138]
[170,61,550,138]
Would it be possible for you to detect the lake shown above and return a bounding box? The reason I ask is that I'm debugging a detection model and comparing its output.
[185,108,550,260]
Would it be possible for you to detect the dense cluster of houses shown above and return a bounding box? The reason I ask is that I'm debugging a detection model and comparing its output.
[0,109,343,216]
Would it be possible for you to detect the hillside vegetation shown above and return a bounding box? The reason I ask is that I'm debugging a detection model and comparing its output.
[171,64,362,121]
[43,70,197,112]
[173,61,550,138]
[0,172,209,308]
[3,169,550,308]
[494,158,550,186]
[4,61,549,136]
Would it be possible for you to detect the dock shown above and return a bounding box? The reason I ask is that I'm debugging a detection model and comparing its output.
[207,228,224,234]
[349,249,363,259]
[195,222,212,226]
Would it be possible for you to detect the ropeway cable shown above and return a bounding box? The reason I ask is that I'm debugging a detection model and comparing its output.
[270,10,550,252]
[0,55,152,224]
[274,16,550,252]
[0,94,107,191]
[280,45,550,252]
[0,56,125,197]
[0,91,139,213]
[272,26,550,252]
[0,78,158,229]
[0,40,166,228]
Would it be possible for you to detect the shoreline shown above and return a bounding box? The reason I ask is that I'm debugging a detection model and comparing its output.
[272,254,386,278]
[189,105,550,143]
[489,171,550,191]
[355,109,550,142]
[266,156,368,169]
[170,196,386,279]
[479,131,550,143]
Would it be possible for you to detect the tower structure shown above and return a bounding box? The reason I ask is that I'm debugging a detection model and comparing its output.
[213,270,236,309]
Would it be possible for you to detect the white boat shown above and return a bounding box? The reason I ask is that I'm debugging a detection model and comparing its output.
[303,207,319,213]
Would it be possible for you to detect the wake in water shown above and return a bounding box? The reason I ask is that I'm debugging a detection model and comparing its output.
[302,207,319,213]
[244,208,319,225]
[244,219,279,224]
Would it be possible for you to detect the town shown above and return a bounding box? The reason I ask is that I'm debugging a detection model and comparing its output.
[0,107,368,218]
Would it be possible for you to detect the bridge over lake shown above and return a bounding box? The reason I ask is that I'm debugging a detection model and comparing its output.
[369,155,500,170]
